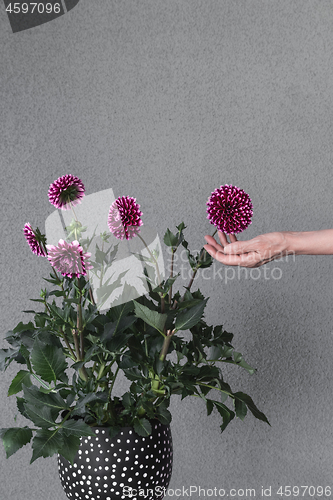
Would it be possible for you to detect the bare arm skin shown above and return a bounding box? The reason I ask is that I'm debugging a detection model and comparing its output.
[203,229,333,268]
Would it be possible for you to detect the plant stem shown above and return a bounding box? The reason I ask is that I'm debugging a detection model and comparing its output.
[88,284,96,306]
[61,331,76,360]
[76,279,84,360]
[31,373,52,391]
[108,366,120,400]
[183,229,217,296]
[73,280,89,382]
[187,248,206,291]
[137,234,165,313]
[159,329,175,361]
[168,250,175,305]
[72,329,81,360]
[197,381,232,398]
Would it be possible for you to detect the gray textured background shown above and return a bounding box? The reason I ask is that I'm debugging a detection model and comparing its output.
[1,1,333,499]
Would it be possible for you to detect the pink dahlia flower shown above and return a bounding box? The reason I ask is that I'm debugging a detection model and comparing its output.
[48,174,85,210]
[23,223,47,257]
[108,196,143,240]
[46,239,93,278]
[206,184,253,234]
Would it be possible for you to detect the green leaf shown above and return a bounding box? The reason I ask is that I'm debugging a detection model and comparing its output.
[133,302,166,335]
[234,392,270,425]
[233,352,256,375]
[101,316,136,343]
[213,401,235,432]
[123,367,143,381]
[31,341,67,384]
[155,406,172,425]
[17,397,29,419]
[30,429,63,463]
[57,432,80,465]
[73,392,108,414]
[234,398,248,421]
[108,291,136,314]
[23,385,67,411]
[8,370,32,396]
[61,420,95,437]
[0,427,33,458]
[176,299,203,311]
[0,347,18,371]
[206,399,214,416]
[13,322,35,334]
[106,332,133,353]
[122,392,135,408]
[133,417,152,437]
[95,244,108,264]
[131,252,153,263]
[24,404,58,428]
[174,299,208,332]
[163,229,178,248]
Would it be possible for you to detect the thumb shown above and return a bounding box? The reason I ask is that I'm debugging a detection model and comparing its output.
[223,240,250,255]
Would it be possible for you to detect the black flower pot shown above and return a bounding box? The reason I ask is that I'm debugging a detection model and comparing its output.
[58,421,173,500]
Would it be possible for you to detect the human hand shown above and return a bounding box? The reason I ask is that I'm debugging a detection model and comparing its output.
[203,231,289,268]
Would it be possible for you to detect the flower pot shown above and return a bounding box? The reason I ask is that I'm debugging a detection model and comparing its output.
[58,421,173,500]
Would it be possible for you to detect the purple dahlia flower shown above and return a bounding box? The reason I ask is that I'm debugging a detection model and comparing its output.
[108,196,143,240]
[48,174,85,210]
[23,223,47,257]
[206,184,253,234]
[46,239,92,278]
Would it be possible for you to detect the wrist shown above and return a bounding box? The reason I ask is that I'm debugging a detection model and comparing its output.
[282,231,303,256]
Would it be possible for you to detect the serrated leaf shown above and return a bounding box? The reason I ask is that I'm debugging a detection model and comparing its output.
[107,300,135,322]
[23,385,67,411]
[0,427,33,458]
[30,429,63,463]
[163,229,179,248]
[119,354,138,370]
[133,418,152,437]
[133,302,166,335]
[176,299,203,311]
[17,397,29,419]
[13,322,35,334]
[101,316,136,343]
[122,392,135,408]
[123,367,142,381]
[58,432,80,465]
[131,252,153,263]
[73,392,108,413]
[213,401,235,432]
[155,406,172,425]
[234,392,270,425]
[174,299,208,332]
[24,404,58,428]
[31,341,67,384]
[8,370,32,396]
[61,420,95,437]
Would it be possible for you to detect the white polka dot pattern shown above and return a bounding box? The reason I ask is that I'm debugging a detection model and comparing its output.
[58,421,173,500]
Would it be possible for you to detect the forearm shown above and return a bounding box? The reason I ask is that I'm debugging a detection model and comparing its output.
[283,229,333,255]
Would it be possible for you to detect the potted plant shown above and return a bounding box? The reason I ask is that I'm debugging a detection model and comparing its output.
[0,176,269,500]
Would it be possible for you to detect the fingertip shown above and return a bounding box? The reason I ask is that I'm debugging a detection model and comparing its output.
[223,244,231,254]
